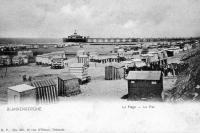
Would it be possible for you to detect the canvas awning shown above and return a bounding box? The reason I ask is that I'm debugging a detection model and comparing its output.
[134,61,146,68]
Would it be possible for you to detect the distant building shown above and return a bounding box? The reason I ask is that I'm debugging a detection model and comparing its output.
[0,55,11,66]
[126,71,163,100]
[12,55,28,65]
[18,50,33,57]
[63,30,87,43]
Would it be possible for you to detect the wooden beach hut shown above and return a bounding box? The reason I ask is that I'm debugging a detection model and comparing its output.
[158,50,168,66]
[69,63,90,83]
[0,55,11,66]
[31,79,58,104]
[8,84,36,104]
[140,54,154,64]
[36,54,52,65]
[36,51,66,65]
[166,47,180,57]
[117,49,125,57]
[12,56,23,65]
[58,74,81,97]
[77,55,89,67]
[12,55,28,65]
[105,63,125,80]
[126,71,163,100]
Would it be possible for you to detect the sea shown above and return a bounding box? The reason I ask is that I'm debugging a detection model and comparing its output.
[0,38,62,45]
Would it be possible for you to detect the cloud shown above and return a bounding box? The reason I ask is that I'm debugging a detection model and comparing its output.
[123,20,136,29]
[60,4,92,19]
[0,0,200,38]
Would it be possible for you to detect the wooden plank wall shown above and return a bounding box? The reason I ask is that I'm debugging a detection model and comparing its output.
[35,85,58,104]
[58,78,81,97]
[105,66,124,80]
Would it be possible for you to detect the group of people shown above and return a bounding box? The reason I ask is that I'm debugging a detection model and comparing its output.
[22,75,32,82]
[161,63,188,77]
[125,61,188,77]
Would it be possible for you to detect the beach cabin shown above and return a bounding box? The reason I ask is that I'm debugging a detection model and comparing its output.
[124,51,140,59]
[49,51,66,59]
[122,60,134,69]
[183,44,192,51]
[31,79,58,104]
[97,55,119,64]
[77,55,89,67]
[58,74,81,97]
[51,58,64,69]
[12,55,28,65]
[132,59,146,69]
[158,50,168,65]
[105,63,125,80]
[36,55,51,65]
[166,47,180,57]
[69,63,90,83]
[126,71,163,100]
[55,43,64,48]
[18,50,33,57]
[8,84,36,104]
[21,55,28,64]
[114,46,120,53]
[0,55,11,66]
[36,51,66,65]
[148,52,160,62]
[89,52,98,61]
[123,59,146,72]
[117,49,125,57]
[140,54,154,64]
[12,56,23,65]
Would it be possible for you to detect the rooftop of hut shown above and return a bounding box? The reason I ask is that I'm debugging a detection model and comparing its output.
[8,84,35,92]
[106,62,124,68]
[126,71,162,81]
[58,74,79,81]
[31,79,56,88]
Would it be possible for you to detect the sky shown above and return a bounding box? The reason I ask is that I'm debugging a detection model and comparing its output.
[0,0,200,38]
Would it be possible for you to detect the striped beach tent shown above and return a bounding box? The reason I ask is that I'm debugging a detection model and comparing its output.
[31,79,58,104]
